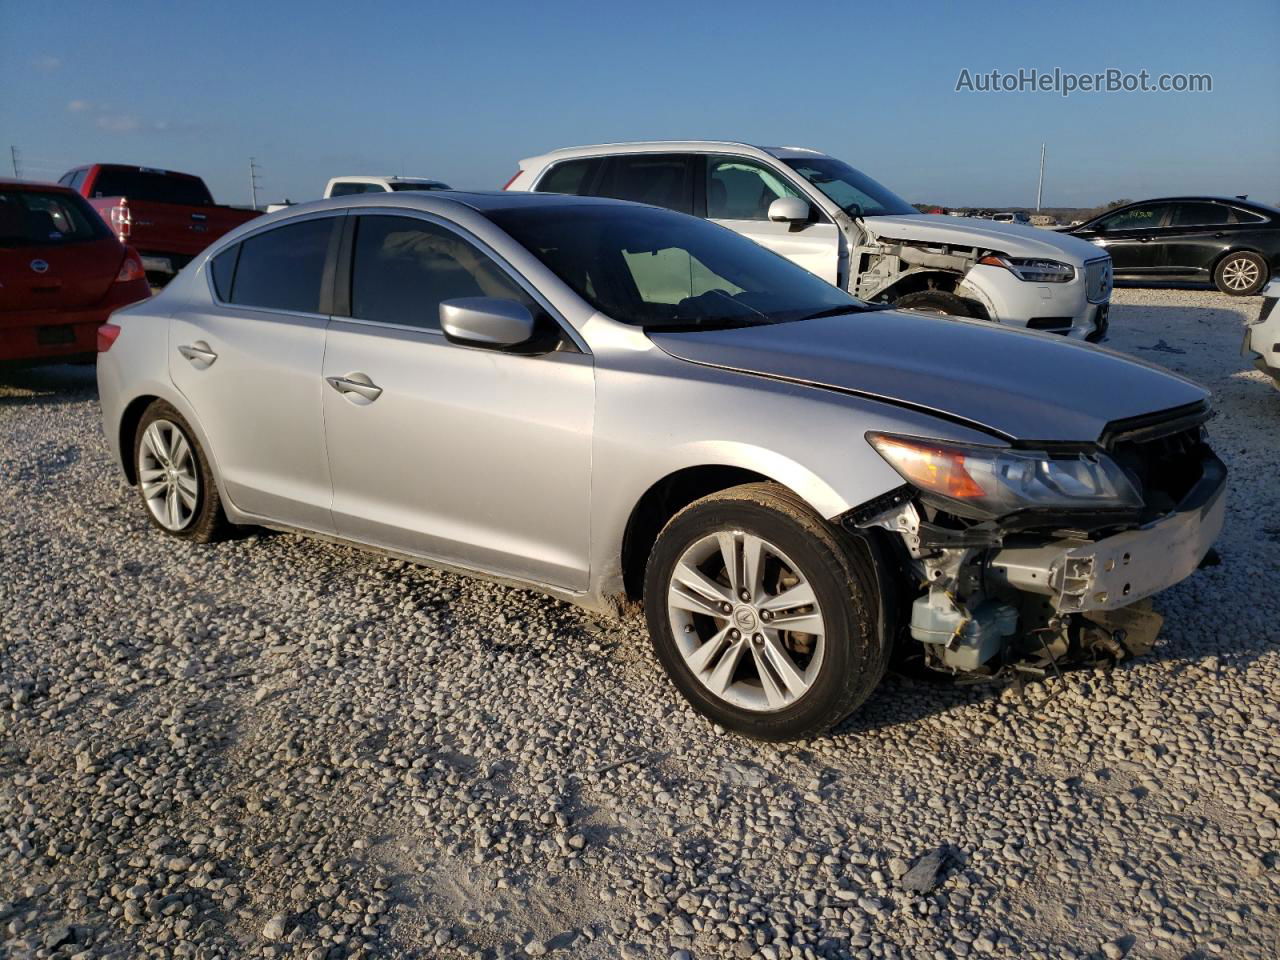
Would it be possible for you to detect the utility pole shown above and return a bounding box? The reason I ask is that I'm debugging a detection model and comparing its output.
[1035,142,1045,212]
[10,146,21,179]
[248,157,262,210]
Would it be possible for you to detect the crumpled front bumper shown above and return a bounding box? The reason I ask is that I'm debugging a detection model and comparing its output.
[987,456,1227,613]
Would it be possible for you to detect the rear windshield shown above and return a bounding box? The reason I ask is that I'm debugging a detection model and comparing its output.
[389,181,449,192]
[0,189,110,247]
[90,167,213,206]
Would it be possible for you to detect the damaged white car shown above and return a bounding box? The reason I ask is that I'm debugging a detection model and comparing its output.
[506,141,1113,340]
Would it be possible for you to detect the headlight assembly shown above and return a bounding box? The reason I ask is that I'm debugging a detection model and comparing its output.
[978,254,1075,283]
[867,433,1142,518]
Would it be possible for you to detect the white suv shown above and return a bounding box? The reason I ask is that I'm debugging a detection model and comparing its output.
[507,142,1112,340]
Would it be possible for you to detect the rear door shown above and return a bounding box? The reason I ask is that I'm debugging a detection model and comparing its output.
[0,187,123,312]
[704,155,840,284]
[168,214,341,532]
[1161,201,1237,279]
[321,212,594,589]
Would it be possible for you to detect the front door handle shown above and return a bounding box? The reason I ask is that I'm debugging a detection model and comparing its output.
[326,373,383,402]
[178,342,217,366]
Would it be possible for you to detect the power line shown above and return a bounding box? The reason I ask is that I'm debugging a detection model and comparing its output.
[9,146,20,179]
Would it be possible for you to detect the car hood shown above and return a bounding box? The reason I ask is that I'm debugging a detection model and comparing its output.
[649,311,1207,443]
[862,214,1105,265]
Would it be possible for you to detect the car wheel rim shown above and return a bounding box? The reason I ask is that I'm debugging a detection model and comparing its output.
[139,419,199,531]
[666,530,826,713]
[1223,258,1260,291]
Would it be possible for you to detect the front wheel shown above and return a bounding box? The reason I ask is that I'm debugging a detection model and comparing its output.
[1214,251,1268,295]
[643,483,886,740]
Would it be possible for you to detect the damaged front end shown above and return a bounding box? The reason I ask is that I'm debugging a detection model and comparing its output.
[844,407,1226,680]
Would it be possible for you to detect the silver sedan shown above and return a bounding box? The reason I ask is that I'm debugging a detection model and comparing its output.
[97,191,1226,739]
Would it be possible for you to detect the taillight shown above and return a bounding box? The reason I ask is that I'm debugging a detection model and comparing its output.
[500,171,521,190]
[116,247,145,283]
[97,323,122,352]
[109,198,132,240]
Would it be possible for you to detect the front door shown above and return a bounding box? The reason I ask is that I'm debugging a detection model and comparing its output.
[1077,202,1172,276]
[169,215,341,532]
[321,213,594,590]
[704,155,841,285]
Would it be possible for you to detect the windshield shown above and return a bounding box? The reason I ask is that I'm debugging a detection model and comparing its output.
[0,189,110,247]
[782,157,915,217]
[487,203,868,330]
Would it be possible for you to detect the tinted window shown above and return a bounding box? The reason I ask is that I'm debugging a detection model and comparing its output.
[330,182,384,197]
[1232,207,1268,224]
[536,159,600,196]
[210,244,239,301]
[90,167,213,205]
[350,215,531,330]
[389,181,449,192]
[229,218,336,313]
[1096,203,1171,231]
[0,189,110,247]
[487,203,863,329]
[1171,202,1230,227]
[593,155,692,213]
[70,169,88,192]
[707,156,804,221]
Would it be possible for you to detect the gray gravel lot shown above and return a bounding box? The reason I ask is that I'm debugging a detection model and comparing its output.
[1,287,1278,960]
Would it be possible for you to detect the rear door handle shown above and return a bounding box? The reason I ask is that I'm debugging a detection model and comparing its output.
[178,342,217,366]
[326,373,383,402]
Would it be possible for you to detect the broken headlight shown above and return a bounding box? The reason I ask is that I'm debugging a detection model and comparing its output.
[979,254,1075,283]
[867,433,1142,519]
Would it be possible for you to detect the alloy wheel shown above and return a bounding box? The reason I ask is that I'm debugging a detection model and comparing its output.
[1221,256,1261,292]
[138,419,199,531]
[665,530,826,712]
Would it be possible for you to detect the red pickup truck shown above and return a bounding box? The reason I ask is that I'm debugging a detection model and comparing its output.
[59,164,260,284]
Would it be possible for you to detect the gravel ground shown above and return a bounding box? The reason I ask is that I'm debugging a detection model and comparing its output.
[1,287,1277,960]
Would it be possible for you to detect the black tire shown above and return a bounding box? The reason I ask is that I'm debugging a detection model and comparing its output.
[1213,251,1268,296]
[892,290,974,317]
[643,483,887,740]
[133,400,228,543]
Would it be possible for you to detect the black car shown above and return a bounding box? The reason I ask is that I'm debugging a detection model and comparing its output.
[1063,196,1279,295]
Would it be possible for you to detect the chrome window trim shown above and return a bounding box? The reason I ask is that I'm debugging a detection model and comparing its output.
[341,207,591,355]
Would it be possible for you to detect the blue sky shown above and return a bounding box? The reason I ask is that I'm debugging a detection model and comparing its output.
[3,0,1277,209]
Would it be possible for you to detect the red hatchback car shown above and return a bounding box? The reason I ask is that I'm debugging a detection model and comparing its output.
[0,180,151,366]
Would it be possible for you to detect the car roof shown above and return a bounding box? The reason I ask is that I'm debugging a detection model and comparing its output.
[0,178,74,193]
[264,189,659,219]
[1127,195,1278,211]
[330,175,448,184]
[518,140,832,168]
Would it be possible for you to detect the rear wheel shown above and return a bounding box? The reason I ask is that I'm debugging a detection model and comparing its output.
[1214,251,1268,295]
[133,401,227,542]
[892,290,973,317]
[643,483,886,740]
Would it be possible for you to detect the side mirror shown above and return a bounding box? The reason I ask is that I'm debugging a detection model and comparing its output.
[1091,222,1107,235]
[440,297,535,350]
[768,196,810,224]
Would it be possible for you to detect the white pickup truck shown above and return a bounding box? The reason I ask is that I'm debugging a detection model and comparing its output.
[323,176,451,198]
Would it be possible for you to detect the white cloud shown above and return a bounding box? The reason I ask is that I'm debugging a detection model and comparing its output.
[95,114,143,134]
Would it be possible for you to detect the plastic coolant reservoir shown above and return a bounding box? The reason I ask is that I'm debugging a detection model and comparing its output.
[910,595,1018,671]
